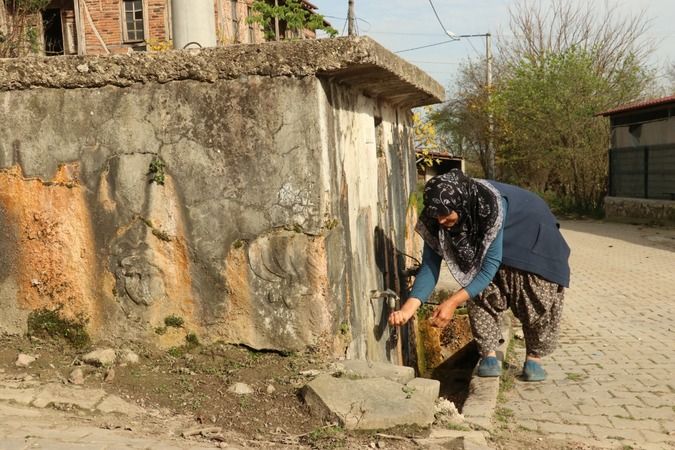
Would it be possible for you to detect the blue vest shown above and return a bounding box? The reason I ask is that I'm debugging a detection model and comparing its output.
[488,181,571,287]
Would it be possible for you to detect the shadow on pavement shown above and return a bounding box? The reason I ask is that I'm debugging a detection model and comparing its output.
[560,219,675,252]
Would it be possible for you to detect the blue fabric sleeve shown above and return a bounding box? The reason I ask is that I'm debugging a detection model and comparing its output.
[408,243,442,303]
[465,198,507,298]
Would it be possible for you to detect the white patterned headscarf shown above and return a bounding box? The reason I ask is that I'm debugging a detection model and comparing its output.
[415,170,504,286]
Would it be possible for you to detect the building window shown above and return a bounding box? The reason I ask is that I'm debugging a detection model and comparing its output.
[123,0,145,42]
[230,0,238,41]
[247,6,255,43]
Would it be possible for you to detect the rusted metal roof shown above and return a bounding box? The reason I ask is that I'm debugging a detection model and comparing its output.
[597,94,675,117]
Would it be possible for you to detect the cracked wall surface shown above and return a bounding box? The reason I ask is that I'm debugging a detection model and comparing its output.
[0,38,439,359]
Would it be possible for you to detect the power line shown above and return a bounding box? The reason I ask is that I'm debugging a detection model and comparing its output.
[408,60,461,65]
[368,30,446,37]
[427,0,450,35]
[465,38,482,59]
[395,39,457,54]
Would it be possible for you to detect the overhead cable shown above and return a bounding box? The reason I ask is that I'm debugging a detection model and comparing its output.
[428,0,450,35]
[395,39,457,54]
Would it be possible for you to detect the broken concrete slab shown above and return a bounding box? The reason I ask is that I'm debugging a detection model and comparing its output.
[302,374,435,430]
[332,359,415,384]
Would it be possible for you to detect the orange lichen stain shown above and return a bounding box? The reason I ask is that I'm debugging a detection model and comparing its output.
[304,235,333,331]
[0,165,102,331]
[96,166,117,213]
[214,245,254,344]
[143,177,199,348]
[150,235,198,349]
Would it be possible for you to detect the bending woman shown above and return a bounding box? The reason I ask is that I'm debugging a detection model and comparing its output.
[389,170,570,381]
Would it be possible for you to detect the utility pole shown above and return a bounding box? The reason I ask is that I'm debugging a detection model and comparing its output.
[486,32,494,179]
[274,0,280,41]
[347,0,356,36]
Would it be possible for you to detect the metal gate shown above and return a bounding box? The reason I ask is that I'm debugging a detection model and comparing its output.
[609,144,675,200]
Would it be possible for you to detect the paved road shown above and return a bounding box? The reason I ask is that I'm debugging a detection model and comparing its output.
[503,220,675,449]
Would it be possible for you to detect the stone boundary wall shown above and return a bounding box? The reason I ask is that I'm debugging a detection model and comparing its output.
[0,37,444,362]
[604,196,675,225]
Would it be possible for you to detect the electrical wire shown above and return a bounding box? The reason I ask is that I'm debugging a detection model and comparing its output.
[465,38,483,59]
[427,0,449,35]
[395,39,457,54]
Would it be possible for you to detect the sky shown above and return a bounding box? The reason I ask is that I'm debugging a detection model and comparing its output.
[309,0,675,94]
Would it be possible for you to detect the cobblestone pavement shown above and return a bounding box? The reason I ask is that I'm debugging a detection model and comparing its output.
[503,220,675,449]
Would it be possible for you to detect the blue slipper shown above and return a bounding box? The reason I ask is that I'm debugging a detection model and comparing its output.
[522,359,547,382]
[477,356,502,377]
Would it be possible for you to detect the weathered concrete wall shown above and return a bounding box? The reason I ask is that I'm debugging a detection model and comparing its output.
[0,37,443,361]
[604,197,675,225]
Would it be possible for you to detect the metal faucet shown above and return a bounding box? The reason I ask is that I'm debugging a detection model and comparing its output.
[370,289,401,343]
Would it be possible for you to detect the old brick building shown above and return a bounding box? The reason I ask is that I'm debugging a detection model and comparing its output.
[10,0,321,56]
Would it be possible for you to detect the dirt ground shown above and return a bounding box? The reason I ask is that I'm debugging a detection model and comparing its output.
[0,332,442,449]
[0,312,607,449]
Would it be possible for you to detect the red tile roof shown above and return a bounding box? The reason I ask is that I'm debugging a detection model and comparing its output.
[597,94,675,116]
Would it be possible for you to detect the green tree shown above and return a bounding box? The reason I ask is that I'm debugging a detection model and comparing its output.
[431,0,653,213]
[413,106,444,167]
[429,60,494,178]
[248,0,337,41]
[492,47,647,212]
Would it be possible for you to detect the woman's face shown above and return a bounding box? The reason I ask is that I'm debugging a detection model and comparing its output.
[436,211,459,229]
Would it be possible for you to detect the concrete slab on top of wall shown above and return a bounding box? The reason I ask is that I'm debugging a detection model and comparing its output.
[0,36,445,108]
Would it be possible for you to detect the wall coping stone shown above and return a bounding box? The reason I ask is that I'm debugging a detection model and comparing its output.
[0,37,444,107]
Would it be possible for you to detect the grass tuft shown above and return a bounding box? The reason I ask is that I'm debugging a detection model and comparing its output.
[27,306,90,349]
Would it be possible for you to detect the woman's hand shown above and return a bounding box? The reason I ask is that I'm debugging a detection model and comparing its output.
[388,298,422,326]
[430,289,469,328]
[429,300,458,328]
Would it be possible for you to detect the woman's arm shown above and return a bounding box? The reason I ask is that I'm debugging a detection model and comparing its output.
[464,223,504,298]
[388,243,441,326]
[431,199,507,328]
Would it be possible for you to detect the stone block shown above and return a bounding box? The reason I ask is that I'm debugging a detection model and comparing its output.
[302,374,435,430]
[405,377,440,404]
[332,359,415,384]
